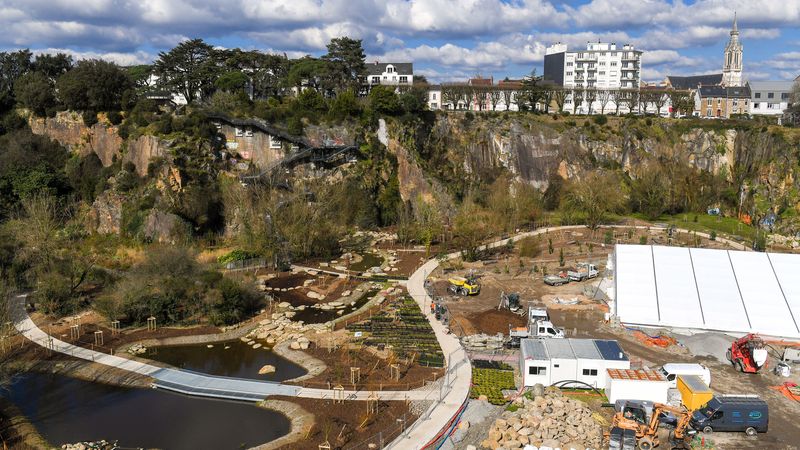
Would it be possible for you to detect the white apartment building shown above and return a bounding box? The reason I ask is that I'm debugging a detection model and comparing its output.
[749,81,794,116]
[544,42,643,113]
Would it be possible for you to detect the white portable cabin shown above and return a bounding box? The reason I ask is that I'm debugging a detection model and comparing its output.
[520,338,630,388]
[605,369,670,404]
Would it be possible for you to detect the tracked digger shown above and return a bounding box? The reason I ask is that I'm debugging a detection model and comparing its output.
[607,402,695,450]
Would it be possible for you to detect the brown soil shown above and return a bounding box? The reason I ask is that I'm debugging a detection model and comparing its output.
[290,343,444,391]
[463,309,527,335]
[269,396,417,450]
[34,310,221,354]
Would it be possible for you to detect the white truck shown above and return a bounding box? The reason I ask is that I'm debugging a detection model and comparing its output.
[567,262,599,282]
[507,307,565,347]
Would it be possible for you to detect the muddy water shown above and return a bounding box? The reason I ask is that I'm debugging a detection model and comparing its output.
[145,339,307,381]
[5,372,290,450]
[292,288,378,324]
[349,252,384,272]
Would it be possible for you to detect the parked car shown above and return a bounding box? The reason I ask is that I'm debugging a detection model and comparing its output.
[691,395,768,436]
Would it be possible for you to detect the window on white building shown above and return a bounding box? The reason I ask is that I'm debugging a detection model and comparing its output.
[431,93,437,100]
[566,62,573,66]
[753,102,760,109]
[768,92,775,99]
[599,62,606,66]
[782,93,790,100]
[566,71,573,76]
[610,62,617,66]
[755,92,761,98]
[769,103,781,109]
[599,71,606,75]
[528,366,547,375]
[371,76,380,83]
[582,369,598,376]
[386,66,394,73]
[399,76,408,83]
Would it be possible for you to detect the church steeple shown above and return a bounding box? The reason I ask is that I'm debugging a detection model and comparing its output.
[723,12,743,87]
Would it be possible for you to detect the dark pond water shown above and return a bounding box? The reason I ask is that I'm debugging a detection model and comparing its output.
[4,372,290,450]
[292,288,378,324]
[349,252,384,273]
[145,339,307,381]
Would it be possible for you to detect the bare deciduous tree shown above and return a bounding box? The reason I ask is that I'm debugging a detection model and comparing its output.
[553,87,568,113]
[584,87,597,114]
[597,89,613,114]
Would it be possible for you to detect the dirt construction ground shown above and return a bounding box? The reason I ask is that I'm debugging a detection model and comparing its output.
[433,229,800,450]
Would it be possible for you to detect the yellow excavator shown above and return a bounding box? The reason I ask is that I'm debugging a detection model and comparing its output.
[607,402,696,450]
[448,275,480,296]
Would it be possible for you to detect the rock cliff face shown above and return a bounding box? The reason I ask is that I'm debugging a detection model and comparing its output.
[413,115,747,189]
[124,135,171,176]
[29,111,123,166]
[383,115,798,228]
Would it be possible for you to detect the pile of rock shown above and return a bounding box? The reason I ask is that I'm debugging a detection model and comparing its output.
[126,343,147,355]
[462,333,506,351]
[62,441,115,450]
[245,313,328,347]
[289,336,311,350]
[481,386,603,450]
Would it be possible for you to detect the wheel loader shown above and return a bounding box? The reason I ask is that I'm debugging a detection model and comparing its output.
[448,275,480,296]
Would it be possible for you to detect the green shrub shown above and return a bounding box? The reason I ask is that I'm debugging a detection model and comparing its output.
[593,114,608,125]
[710,230,717,241]
[217,249,259,265]
[82,110,98,126]
[107,111,123,125]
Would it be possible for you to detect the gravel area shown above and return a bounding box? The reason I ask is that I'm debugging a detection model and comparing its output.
[440,399,503,450]
[675,331,734,364]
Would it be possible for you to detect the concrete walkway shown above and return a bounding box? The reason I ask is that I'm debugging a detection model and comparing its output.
[9,294,436,402]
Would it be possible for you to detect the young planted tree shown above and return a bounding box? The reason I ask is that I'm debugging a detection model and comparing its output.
[540,87,554,113]
[501,87,515,111]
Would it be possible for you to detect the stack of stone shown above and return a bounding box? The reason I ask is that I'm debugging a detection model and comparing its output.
[481,386,603,450]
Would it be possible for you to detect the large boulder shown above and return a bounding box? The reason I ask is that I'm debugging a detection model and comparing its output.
[143,210,186,243]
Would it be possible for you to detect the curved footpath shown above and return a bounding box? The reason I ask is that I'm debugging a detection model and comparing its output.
[10,224,744,447]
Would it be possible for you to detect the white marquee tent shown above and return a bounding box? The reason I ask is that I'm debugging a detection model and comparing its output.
[613,244,800,339]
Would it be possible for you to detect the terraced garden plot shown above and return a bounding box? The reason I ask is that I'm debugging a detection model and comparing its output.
[346,297,445,367]
[470,368,516,405]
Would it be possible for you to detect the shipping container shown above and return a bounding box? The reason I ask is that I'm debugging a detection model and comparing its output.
[604,369,669,404]
[677,375,714,410]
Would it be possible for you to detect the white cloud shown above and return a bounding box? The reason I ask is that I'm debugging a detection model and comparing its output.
[373,34,545,71]
[33,48,154,66]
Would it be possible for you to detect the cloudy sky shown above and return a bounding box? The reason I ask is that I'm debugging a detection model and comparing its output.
[1,0,799,83]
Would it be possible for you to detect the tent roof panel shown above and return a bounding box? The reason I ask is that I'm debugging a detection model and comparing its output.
[615,245,659,325]
[652,246,705,328]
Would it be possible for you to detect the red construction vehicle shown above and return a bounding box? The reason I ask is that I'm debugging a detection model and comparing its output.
[726,334,769,373]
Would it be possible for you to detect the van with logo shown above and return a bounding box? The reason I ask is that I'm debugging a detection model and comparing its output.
[691,395,768,436]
